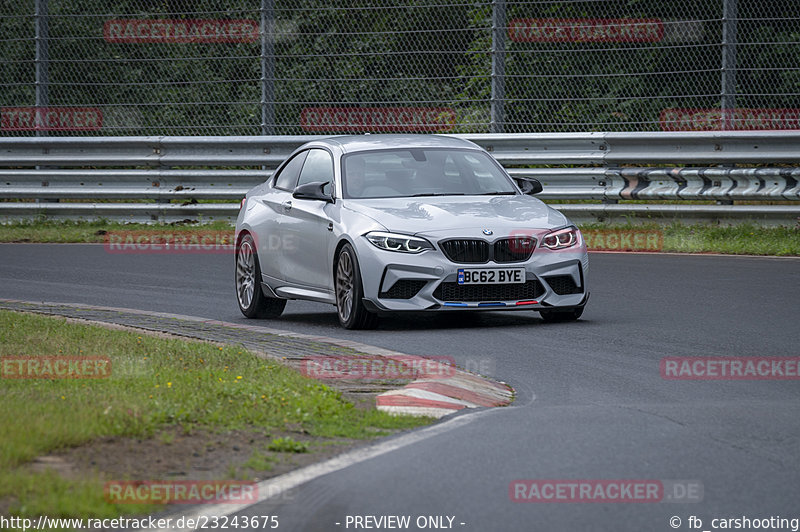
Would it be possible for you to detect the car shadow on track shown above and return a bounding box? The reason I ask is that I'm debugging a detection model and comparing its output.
[276,309,594,332]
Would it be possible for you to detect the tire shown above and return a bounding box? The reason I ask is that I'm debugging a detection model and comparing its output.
[235,233,286,319]
[334,243,378,330]
[539,307,584,323]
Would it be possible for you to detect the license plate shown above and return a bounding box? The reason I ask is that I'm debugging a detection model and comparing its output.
[457,268,525,285]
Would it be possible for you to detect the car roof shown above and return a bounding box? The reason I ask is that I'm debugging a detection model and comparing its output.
[318,134,481,154]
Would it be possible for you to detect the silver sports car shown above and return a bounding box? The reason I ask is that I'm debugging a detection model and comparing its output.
[235,135,589,329]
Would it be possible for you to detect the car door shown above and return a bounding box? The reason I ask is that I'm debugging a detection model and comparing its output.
[250,150,307,282]
[278,148,336,289]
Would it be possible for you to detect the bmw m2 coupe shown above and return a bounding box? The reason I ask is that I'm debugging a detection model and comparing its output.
[235,135,589,329]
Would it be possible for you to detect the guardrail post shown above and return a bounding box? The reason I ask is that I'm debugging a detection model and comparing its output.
[490,0,506,134]
[721,0,738,131]
[260,0,276,136]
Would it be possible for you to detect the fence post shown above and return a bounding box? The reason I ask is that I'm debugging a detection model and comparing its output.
[261,0,276,135]
[490,0,506,133]
[34,0,58,204]
[718,0,738,203]
[34,0,49,133]
[721,0,738,131]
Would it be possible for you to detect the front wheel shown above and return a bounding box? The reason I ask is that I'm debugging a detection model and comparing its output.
[539,307,584,323]
[335,243,378,330]
[235,233,286,319]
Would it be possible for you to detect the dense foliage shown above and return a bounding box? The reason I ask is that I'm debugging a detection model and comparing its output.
[1,0,797,134]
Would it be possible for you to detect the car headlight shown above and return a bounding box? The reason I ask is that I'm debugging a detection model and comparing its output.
[365,232,433,253]
[540,226,580,250]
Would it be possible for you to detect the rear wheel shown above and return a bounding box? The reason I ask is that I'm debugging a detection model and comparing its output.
[335,243,378,330]
[236,233,286,318]
[539,307,583,323]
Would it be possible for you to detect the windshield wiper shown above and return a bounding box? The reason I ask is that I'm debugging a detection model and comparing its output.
[479,191,517,195]
[410,192,466,197]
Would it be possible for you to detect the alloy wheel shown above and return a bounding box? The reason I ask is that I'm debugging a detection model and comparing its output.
[336,250,354,322]
[236,238,256,310]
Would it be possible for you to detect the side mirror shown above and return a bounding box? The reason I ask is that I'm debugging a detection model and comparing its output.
[293,181,333,202]
[514,176,543,195]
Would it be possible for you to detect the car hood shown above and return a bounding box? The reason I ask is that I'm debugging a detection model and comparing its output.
[346,195,568,236]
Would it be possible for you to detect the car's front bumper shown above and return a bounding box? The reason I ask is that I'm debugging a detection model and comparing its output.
[354,233,589,312]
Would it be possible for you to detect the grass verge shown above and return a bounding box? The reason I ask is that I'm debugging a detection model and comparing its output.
[580,222,800,256]
[0,310,431,522]
[0,220,798,256]
[0,220,234,244]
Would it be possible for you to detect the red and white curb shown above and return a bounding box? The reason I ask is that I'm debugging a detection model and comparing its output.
[376,370,513,417]
[0,299,514,418]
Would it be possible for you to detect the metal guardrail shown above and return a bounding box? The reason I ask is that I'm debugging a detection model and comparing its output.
[1,132,799,224]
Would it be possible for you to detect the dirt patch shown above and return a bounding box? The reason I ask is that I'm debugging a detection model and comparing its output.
[0,427,370,515]
[24,427,364,486]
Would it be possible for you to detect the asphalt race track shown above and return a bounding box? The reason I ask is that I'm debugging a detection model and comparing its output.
[1,244,799,531]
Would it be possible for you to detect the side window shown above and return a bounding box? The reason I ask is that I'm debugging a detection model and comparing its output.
[273,151,308,191]
[297,149,334,193]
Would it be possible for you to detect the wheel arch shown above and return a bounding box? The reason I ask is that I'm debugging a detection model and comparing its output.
[235,227,253,254]
[332,235,358,281]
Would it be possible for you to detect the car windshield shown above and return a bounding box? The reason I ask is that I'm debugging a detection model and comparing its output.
[342,148,517,199]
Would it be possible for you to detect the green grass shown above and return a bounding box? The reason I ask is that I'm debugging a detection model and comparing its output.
[0,219,235,243]
[0,310,431,520]
[241,450,278,472]
[1,219,798,256]
[579,222,800,256]
[267,437,308,454]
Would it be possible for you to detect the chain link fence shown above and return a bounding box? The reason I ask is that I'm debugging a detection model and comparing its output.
[1,0,798,136]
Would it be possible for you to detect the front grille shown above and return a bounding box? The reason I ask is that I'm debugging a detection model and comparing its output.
[433,280,544,302]
[544,275,583,295]
[439,238,535,264]
[439,239,490,263]
[380,279,427,299]
[494,237,536,263]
